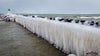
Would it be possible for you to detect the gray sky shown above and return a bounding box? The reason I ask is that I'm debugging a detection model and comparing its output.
[0,0,100,14]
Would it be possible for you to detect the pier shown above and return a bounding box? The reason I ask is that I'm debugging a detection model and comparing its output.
[1,13,100,56]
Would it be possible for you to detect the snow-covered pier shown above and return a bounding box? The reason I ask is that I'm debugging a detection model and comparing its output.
[5,14,100,56]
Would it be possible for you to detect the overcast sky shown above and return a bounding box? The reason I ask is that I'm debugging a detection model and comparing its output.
[0,0,100,14]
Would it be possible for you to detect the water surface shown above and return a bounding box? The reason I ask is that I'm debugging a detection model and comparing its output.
[0,21,65,56]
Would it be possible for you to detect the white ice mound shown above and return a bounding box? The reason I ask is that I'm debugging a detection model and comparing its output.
[55,17,62,21]
[68,54,76,56]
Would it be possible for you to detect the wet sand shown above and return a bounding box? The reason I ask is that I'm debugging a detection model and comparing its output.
[0,21,65,56]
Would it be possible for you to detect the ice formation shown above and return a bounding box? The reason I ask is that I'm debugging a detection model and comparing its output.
[68,54,76,56]
[7,14,100,56]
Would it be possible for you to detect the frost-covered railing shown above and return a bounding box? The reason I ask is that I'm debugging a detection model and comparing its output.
[8,14,100,56]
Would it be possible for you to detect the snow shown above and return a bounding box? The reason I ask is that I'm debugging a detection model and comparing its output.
[55,17,62,21]
[7,14,100,56]
[68,54,76,56]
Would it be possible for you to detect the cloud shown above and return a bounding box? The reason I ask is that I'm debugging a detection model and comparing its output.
[0,0,100,14]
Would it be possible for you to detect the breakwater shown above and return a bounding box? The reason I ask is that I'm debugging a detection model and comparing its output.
[5,13,100,56]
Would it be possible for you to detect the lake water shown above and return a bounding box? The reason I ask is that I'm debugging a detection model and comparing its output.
[21,14,100,17]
